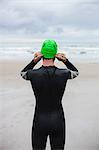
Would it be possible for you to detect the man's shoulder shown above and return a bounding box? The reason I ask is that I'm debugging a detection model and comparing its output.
[30,66,44,74]
[56,67,69,73]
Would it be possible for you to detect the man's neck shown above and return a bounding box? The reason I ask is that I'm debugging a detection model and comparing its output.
[42,59,55,66]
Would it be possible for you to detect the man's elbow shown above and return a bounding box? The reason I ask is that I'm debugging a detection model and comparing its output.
[20,71,28,80]
[71,70,79,79]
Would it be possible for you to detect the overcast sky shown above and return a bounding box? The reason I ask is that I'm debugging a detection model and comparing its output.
[0,0,99,42]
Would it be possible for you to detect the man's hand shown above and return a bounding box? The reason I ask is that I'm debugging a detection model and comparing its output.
[55,53,67,63]
[33,52,43,63]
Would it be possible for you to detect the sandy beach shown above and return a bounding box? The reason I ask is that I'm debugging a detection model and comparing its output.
[0,59,99,150]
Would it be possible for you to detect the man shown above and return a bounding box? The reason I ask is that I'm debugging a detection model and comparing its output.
[20,40,79,150]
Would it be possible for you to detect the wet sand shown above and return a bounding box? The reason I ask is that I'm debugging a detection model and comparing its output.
[0,59,99,150]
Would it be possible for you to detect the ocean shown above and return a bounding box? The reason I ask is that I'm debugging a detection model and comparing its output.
[0,41,99,63]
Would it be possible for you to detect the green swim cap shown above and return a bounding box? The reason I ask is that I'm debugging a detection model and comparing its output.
[41,39,58,58]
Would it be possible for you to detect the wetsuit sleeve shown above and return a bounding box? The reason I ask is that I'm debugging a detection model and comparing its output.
[63,59,79,79]
[20,59,37,80]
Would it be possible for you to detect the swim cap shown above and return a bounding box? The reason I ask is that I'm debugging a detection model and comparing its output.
[41,39,58,58]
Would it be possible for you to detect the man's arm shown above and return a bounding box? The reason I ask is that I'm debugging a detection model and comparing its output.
[63,59,79,79]
[20,52,43,80]
[55,53,79,79]
[20,59,37,80]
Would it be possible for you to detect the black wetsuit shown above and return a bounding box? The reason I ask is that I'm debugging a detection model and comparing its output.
[20,59,79,150]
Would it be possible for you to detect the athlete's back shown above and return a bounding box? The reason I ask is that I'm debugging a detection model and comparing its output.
[25,65,73,112]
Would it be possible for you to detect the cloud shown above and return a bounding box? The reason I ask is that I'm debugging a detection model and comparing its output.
[0,0,99,41]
